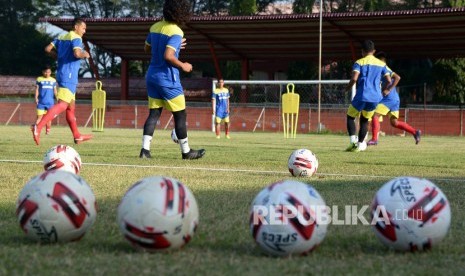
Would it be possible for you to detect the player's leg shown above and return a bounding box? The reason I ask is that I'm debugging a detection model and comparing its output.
[215,116,221,138]
[356,103,377,152]
[390,115,421,144]
[66,100,93,144]
[172,109,205,160]
[224,116,230,139]
[346,103,360,151]
[140,105,162,158]
[32,100,68,145]
[368,114,380,145]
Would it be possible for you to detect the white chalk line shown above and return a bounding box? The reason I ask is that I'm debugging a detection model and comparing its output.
[1,159,464,183]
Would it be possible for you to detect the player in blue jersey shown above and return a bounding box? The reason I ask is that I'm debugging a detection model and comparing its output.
[34,65,57,135]
[367,52,421,145]
[32,18,92,145]
[139,0,205,160]
[345,40,394,152]
[212,78,231,139]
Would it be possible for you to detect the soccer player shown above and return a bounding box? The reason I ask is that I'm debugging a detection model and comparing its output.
[345,40,394,152]
[34,65,57,135]
[139,0,205,160]
[32,18,92,145]
[212,78,231,139]
[367,52,421,145]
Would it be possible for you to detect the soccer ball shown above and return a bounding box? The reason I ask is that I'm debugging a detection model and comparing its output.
[117,176,199,252]
[249,180,328,256]
[288,149,319,177]
[171,129,179,144]
[16,170,97,243]
[371,176,451,251]
[43,145,82,174]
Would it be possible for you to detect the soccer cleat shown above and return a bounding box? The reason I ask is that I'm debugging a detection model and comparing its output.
[216,135,220,139]
[74,134,93,144]
[367,140,378,146]
[226,134,230,139]
[31,124,40,145]
[345,142,357,152]
[354,141,367,152]
[414,130,421,145]
[139,148,152,159]
[182,149,206,160]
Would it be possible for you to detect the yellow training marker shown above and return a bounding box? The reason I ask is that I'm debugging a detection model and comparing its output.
[282,83,300,138]
[92,80,106,132]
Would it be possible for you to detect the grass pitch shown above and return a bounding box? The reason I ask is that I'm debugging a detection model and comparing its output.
[0,125,464,275]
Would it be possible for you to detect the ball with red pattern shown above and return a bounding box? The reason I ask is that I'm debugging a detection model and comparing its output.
[43,145,82,174]
[288,149,319,177]
[117,176,199,252]
[371,176,451,251]
[16,170,97,243]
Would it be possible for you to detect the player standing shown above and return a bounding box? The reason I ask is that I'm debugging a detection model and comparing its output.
[345,40,393,152]
[32,18,92,145]
[139,0,205,160]
[34,65,57,135]
[367,52,421,145]
[212,78,231,139]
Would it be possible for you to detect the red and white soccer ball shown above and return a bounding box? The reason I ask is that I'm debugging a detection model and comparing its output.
[43,145,82,174]
[371,176,451,251]
[288,149,319,177]
[117,176,199,252]
[249,180,328,256]
[16,170,97,243]
[171,129,179,144]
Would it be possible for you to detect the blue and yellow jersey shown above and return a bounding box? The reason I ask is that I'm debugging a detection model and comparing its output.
[352,55,389,103]
[51,31,83,88]
[145,20,183,87]
[36,76,56,105]
[381,66,400,102]
[212,87,230,115]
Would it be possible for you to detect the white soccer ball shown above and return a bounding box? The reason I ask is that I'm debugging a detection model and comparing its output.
[288,149,319,177]
[16,170,97,243]
[371,176,451,251]
[117,176,199,252]
[171,129,179,144]
[249,180,328,256]
[43,145,82,174]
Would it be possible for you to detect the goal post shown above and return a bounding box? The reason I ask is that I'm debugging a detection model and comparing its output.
[212,79,354,133]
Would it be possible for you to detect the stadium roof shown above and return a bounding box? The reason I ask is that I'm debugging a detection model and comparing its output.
[41,7,465,62]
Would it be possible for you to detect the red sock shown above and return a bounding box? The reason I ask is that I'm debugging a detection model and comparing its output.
[215,125,220,136]
[372,116,380,141]
[66,106,81,138]
[396,121,416,135]
[37,101,67,133]
[225,124,230,136]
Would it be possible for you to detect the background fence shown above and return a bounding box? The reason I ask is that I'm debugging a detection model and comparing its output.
[1,98,463,136]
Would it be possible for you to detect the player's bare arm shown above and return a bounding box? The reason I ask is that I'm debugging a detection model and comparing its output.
[382,74,393,96]
[346,71,359,92]
[144,43,151,53]
[44,43,57,59]
[74,48,90,59]
[164,47,192,73]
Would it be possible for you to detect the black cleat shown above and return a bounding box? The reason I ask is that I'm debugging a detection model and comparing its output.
[182,149,206,160]
[139,148,152,159]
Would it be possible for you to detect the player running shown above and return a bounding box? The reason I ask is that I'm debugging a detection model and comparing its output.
[367,51,421,146]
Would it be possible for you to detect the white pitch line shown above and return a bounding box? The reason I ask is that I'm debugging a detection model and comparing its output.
[1,159,465,183]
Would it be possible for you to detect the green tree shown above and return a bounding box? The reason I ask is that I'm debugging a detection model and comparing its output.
[230,0,257,15]
[432,59,465,104]
[0,0,57,75]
